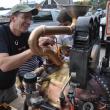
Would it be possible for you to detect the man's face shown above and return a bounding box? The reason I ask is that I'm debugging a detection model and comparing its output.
[12,12,32,33]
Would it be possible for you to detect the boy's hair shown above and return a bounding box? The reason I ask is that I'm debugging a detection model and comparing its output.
[57,9,72,23]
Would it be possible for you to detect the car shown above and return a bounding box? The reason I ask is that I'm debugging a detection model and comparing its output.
[29,9,60,32]
[100,16,106,45]
[85,11,93,16]
[100,16,106,25]
[94,8,105,18]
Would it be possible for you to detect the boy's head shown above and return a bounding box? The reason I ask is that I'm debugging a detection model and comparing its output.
[57,9,72,26]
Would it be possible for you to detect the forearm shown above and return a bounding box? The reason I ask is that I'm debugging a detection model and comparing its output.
[0,49,33,72]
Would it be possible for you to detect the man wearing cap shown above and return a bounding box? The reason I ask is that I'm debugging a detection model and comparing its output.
[0,4,54,103]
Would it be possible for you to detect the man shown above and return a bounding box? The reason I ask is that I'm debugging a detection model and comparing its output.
[55,9,73,61]
[56,9,73,48]
[0,4,54,103]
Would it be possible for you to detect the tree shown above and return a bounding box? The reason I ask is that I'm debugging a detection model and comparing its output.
[0,7,5,10]
[91,0,107,9]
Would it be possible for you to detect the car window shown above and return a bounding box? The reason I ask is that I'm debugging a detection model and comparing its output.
[51,10,60,21]
[85,11,93,16]
[32,10,53,22]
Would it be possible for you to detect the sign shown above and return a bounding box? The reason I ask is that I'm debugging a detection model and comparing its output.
[106,1,110,36]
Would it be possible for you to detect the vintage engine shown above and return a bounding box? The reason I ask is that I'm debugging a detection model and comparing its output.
[69,13,110,110]
[22,3,110,110]
[70,15,101,88]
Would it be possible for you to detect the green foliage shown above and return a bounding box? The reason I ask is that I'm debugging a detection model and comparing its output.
[0,7,5,10]
[91,0,107,9]
[74,1,92,5]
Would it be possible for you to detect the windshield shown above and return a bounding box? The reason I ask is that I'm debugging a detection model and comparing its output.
[32,10,53,22]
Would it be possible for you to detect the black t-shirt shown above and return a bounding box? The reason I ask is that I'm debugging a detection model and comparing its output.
[0,24,30,89]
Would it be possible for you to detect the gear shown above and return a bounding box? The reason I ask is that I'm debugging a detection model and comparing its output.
[82,102,94,110]
[75,74,110,110]
[95,75,110,103]
[79,92,98,102]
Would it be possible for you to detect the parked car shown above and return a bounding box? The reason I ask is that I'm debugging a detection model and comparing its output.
[85,10,93,16]
[29,9,60,32]
[100,16,106,25]
[94,8,105,18]
[100,16,106,45]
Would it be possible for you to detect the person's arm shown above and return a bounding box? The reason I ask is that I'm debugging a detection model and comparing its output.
[0,49,33,72]
[0,36,55,72]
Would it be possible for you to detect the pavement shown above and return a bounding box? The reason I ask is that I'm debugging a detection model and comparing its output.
[9,95,25,110]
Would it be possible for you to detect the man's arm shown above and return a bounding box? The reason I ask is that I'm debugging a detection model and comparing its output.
[0,49,33,72]
[0,34,55,72]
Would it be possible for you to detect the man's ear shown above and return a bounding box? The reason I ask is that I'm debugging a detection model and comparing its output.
[10,15,14,22]
[10,14,18,22]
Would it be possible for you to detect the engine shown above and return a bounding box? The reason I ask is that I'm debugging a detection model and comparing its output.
[21,4,110,110]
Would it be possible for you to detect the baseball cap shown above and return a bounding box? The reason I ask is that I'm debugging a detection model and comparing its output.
[10,4,38,15]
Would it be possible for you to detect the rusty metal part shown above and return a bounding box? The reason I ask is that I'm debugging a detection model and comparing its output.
[0,103,16,110]
[78,91,98,102]
[33,66,45,76]
[97,102,107,110]
[80,74,110,103]
[79,75,110,110]
[94,75,110,103]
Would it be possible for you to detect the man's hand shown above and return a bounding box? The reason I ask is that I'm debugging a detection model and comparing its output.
[39,37,55,47]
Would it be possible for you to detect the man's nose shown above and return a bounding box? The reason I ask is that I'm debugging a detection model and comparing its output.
[26,18,32,24]
[28,20,32,25]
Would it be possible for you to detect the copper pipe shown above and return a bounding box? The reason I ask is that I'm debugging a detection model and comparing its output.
[28,25,74,66]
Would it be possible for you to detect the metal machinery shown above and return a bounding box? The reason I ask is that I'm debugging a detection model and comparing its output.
[22,4,110,110]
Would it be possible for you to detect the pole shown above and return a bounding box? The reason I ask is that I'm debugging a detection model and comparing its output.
[20,0,22,3]
[97,0,99,8]
[26,0,28,4]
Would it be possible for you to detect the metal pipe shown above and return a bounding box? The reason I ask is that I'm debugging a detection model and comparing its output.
[28,25,74,66]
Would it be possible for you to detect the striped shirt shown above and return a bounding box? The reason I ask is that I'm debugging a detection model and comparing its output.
[17,56,43,77]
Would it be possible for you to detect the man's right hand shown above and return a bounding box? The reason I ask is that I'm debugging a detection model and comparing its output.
[39,37,55,47]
